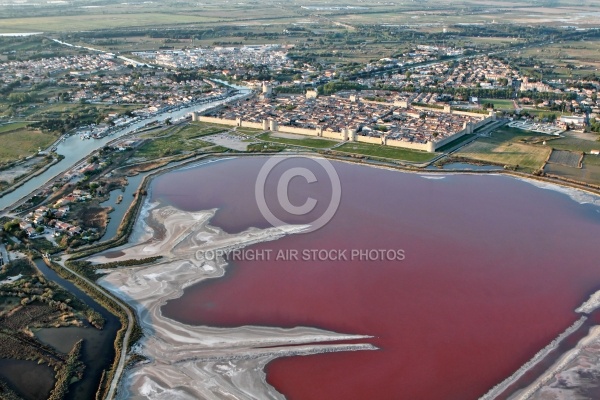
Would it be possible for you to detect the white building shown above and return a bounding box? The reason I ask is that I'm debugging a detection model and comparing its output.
[560,115,586,126]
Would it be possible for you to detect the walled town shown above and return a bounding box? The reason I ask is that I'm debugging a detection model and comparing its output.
[199,88,494,152]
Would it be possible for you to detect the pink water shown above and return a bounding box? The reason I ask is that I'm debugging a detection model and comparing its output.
[154,157,600,400]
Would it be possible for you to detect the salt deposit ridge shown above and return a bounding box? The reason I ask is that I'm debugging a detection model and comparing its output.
[94,204,376,399]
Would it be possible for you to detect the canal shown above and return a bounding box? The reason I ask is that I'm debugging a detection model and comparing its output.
[33,258,120,400]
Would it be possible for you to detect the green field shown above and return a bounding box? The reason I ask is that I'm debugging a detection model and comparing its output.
[518,108,570,119]
[520,40,600,76]
[546,135,600,153]
[0,102,142,124]
[176,123,227,138]
[258,133,339,149]
[0,122,29,134]
[33,103,140,116]
[585,155,600,166]
[136,123,224,158]
[136,136,212,159]
[455,128,551,170]
[0,125,57,163]
[0,13,221,33]
[481,99,515,111]
[336,142,437,163]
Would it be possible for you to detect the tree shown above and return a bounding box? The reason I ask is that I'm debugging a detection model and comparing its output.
[7,92,32,104]
[3,220,19,233]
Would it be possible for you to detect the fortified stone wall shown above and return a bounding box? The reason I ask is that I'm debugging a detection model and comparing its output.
[197,116,238,126]
[322,130,345,140]
[197,114,493,154]
[451,110,487,119]
[431,130,467,151]
[473,116,493,129]
[240,121,264,130]
[385,139,433,152]
[277,125,320,137]
[356,135,384,145]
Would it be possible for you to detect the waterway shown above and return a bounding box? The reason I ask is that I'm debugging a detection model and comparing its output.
[0,90,249,211]
[32,259,120,400]
[0,359,55,400]
[154,157,600,400]
[99,172,148,242]
[0,33,43,37]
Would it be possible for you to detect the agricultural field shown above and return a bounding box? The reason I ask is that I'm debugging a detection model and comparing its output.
[0,122,28,134]
[468,37,526,46]
[0,0,597,36]
[518,40,600,78]
[335,142,437,163]
[0,102,142,129]
[547,149,583,168]
[0,13,222,33]
[544,156,600,186]
[1,0,595,72]
[0,124,57,163]
[585,155,600,167]
[0,35,84,59]
[545,133,600,154]
[455,127,551,170]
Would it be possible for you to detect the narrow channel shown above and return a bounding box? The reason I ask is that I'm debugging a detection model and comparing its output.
[33,258,120,400]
